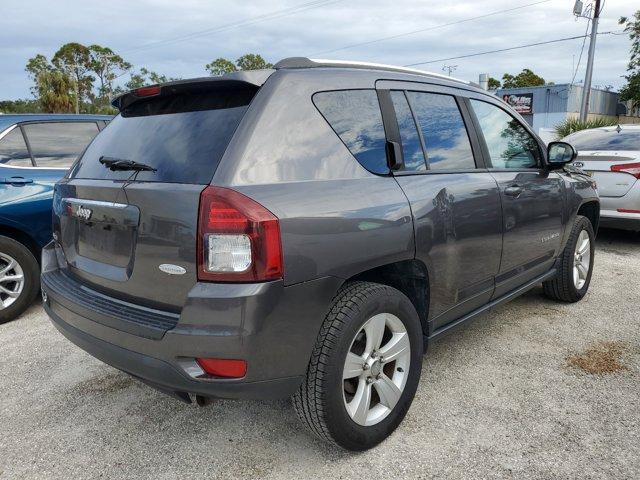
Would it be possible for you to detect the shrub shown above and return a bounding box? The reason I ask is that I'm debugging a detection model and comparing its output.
[554,117,618,139]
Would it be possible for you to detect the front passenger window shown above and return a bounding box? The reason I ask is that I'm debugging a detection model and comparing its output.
[470,100,541,169]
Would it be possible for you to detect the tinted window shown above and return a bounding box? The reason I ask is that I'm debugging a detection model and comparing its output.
[390,91,425,172]
[0,127,32,167]
[71,89,254,184]
[314,90,388,174]
[407,92,475,170]
[564,129,640,151]
[22,122,99,168]
[470,100,541,169]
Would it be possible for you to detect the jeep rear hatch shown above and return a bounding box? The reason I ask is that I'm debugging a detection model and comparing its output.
[55,73,272,311]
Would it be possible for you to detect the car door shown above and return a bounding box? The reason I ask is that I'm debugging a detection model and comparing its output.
[0,121,101,247]
[467,98,565,298]
[376,81,503,331]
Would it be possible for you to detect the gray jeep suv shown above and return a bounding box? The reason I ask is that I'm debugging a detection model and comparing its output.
[41,58,599,451]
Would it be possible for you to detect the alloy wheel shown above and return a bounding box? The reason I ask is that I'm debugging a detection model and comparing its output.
[0,253,24,310]
[573,229,591,290]
[342,313,411,426]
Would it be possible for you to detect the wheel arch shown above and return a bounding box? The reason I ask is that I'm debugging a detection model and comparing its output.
[340,259,430,341]
[0,225,41,263]
[577,200,600,233]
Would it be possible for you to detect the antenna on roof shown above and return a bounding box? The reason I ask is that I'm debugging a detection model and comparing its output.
[442,65,458,77]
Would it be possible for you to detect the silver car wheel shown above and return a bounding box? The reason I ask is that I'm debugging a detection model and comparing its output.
[342,313,411,427]
[573,229,591,290]
[0,253,24,310]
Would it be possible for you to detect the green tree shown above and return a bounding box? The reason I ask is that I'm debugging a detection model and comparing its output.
[205,58,237,76]
[88,45,131,109]
[236,53,273,71]
[125,67,179,90]
[488,77,501,89]
[25,53,75,112]
[52,43,94,114]
[205,53,272,76]
[25,54,52,92]
[619,11,640,109]
[36,70,75,113]
[0,99,41,114]
[501,68,545,89]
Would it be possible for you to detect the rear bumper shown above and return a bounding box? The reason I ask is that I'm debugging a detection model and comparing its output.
[41,241,341,400]
[600,188,640,231]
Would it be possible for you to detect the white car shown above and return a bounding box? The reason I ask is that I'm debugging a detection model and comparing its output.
[564,124,640,232]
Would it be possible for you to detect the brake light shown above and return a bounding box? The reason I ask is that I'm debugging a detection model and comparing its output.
[133,85,161,97]
[196,358,247,378]
[611,162,640,179]
[197,186,283,282]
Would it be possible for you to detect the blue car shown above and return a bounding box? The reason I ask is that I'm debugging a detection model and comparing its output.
[0,114,110,322]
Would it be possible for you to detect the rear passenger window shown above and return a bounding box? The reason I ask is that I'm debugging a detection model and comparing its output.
[0,128,32,167]
[313,90,389,174]
[390,91,426,172]
[406,92,475,170]
[22,122,99,168]
[470,100,541,169]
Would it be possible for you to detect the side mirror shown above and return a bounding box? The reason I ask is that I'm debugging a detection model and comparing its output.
[547,141,577,169]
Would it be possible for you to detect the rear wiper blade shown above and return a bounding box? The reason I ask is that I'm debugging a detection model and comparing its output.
[99,156,157,172]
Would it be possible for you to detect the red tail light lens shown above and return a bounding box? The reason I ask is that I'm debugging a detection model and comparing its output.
[133,85,161,97]
[197,186,283,282]
[611,162,640,179]
[196,358,247,378]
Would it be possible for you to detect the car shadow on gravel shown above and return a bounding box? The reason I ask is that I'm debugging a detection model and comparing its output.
[596,228,639,254]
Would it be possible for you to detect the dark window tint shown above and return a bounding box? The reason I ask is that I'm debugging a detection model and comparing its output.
[22,122,99,168]
[71,89,255,184]
[390,91,425,172]
[563,129,640,151]
[314,90,388,174]
[407,92,475,170]
[470,100,541,169]
[0,127,32,167]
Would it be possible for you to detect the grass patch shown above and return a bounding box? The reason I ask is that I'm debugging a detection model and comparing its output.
[566,341,629,375]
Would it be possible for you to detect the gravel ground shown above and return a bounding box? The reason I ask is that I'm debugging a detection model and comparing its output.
[1,229,638,479]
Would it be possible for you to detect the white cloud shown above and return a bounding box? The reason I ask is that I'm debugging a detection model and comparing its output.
[0,0,633,99]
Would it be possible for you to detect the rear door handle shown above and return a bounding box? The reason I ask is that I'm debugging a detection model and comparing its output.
[504,185,523,197]
[2,176,34,185]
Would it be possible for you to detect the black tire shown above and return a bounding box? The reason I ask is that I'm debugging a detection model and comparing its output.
[0,236,40,324]
[543,215,595,303]
[293,281,423,451]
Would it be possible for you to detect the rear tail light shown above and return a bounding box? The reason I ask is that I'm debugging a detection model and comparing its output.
[196,358,247,378]
[197,186,283,282]
[611,162,640,179]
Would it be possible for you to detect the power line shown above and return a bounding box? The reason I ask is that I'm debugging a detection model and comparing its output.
[570,18,591,86]
[311,0,552,56]
[403,31,619,67]
[123,0,344,55]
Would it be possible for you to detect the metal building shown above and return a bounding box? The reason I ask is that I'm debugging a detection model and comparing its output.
[494,84,630,140]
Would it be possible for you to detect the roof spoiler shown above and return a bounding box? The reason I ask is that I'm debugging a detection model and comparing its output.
[111,69,275,112]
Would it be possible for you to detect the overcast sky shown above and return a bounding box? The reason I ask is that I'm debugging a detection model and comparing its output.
[0,0,634,100]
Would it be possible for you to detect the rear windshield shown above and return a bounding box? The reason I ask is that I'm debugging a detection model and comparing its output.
[69,87,256,184]
[564,129,640,152]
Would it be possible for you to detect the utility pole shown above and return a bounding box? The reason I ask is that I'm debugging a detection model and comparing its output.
[579,0,601,122]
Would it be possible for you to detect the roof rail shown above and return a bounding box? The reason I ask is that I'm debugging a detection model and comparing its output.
[274,57,470,85]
